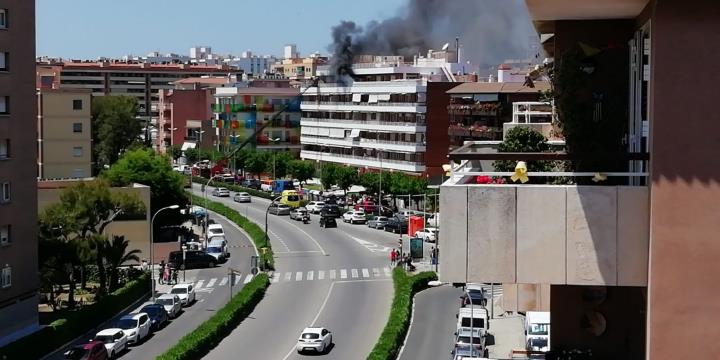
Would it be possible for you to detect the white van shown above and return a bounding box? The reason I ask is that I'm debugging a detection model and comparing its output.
[525,311,550,353]
[206,224,224,239]
[427,213,440,227]
[456,305,489,333]
[207,237,229,260]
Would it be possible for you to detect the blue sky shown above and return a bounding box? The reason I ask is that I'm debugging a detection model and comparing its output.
[37,0,407,59]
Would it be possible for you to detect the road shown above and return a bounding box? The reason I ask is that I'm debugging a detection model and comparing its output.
[48,211,257,360]
[193,184,398,360]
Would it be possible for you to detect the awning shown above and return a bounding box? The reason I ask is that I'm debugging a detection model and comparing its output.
[352,93,362,102]
[181,142,197,151]
[349,129,361,138]
[378,94,391,101]
[368,94,378,103]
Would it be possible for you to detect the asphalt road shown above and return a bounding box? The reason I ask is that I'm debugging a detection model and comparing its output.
[47,210,257,360]
[398,286,463,360]
[193,184,397,360]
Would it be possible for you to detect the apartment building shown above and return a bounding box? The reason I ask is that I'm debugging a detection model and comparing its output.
[300,51,462,176]
[37,89,92,179]
[0,0,39,346]
[227,53,277,76]
[439,0,719,358]
[271,55,328,80]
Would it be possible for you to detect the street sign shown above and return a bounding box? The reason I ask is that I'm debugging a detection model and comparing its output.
[410,237,423,259]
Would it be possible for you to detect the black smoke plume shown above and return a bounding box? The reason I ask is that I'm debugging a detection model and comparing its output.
[328,0,537,78]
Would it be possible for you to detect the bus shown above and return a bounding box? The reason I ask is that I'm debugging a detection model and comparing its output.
[280,190,301,208]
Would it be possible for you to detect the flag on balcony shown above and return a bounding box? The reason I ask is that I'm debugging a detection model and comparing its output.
[224,104,231,113]
[231,120,239,129]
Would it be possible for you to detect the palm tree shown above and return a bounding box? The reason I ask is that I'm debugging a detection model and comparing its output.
[104,235,141,292]
[88,234,108,296]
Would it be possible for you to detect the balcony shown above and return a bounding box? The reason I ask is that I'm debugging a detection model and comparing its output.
[503,122,560,140]
[301,101,425,113]
[447,103,500,116]
[300,135,426,152]
[301,117,425,133]
[448,124,503,140]
[301,150,425,173]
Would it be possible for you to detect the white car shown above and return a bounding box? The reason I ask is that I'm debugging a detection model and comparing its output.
[233,192,251,203]
[296,327,333,354]
[93,328,128,359]
[206,224,225,239]
[116,313,151,344]
[156,293,182,318]
[170,283,196,306]
[306,201,325,214]
[343,210,366,224]
[212,187,230,197]
[415,227,439,242]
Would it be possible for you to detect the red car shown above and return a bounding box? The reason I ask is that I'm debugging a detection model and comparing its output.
[64,342,108,360]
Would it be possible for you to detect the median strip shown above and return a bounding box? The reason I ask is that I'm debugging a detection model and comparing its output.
[366,268,437,360]
[156,273,270,360]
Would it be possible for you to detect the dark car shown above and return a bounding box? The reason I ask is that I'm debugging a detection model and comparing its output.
[384,216,409,234]
[459,285,488,307]
[320,204,341,218]
[169,250,217,270]
[64,342,108,360]
[319,215,337,228]
[140,303,169,330]
[241,179,261,190]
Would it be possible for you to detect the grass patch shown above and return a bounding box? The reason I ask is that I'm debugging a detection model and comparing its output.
[0,273,150,359]
[156,273,270,360]
[366,268,437,360]
[190,194,274,270]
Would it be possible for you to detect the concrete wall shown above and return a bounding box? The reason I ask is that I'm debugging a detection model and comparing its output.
[439,185,649,286]
[424,82,455,177]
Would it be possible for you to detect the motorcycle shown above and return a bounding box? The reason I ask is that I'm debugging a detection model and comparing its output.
[302,215,310,224]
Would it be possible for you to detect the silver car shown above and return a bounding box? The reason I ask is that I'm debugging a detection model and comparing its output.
[290,207,309,220]
[212,187,230,197]
[367,216,389,229]
[269,203,291,215]
[233,192,251,203]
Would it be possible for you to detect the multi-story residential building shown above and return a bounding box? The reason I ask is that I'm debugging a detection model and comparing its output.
[440,1,718,359]
[227,51,277,76]
[300,51,463,176]
[157,87,216,154]
[37,89,93,179]
[271,54,327,80]
[212,84,302,154]
[0,0,39,346]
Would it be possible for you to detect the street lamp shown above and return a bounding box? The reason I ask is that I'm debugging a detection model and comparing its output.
[150,204,180,302]
[203,174,223,241]
[269,137,280,180]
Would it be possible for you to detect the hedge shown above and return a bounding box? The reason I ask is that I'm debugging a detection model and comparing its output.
[192,177,274,200]
[156,273,270,360]
[0,273,150,359]
[366,268,437,360]
[190,194,274,270]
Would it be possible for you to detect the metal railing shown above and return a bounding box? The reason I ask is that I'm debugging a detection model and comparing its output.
[301,117,426,127]
[302,101,423,107]
[302,150,424,166]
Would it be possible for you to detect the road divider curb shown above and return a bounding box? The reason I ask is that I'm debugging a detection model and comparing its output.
[366,268,437,360]
[156,273,270,360]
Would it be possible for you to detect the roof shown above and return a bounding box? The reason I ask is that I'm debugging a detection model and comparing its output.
[56,61,237,73]
[447,81,551,94]
[96,328,123,335]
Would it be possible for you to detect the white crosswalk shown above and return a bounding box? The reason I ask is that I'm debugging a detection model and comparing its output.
[183,266,394,293]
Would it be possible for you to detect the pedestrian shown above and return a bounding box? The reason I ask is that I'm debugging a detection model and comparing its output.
[430,247,436,265]
[389,249,396,266]
[163,264,170,284]
[158,260,165,284]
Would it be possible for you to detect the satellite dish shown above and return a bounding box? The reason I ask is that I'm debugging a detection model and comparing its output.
[441,43,450,51]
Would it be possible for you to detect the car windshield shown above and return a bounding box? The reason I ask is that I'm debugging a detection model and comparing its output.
[457,336,482,344]
[460,318,485,328]
[93,335,114,343]
[455,345,480,356]
[279,205,289,209]
[171,288,187,294]
[529,337,549,348]
[207,246,222,253]
[156,298,174,306]
[287,195,299,201]
[65,347,89,360]
[142,306,160,315]
[301,333,320,339]
[218,188,228,191]
[239,193,249,196]
[209,229,223,234]
[528,324,549,335]
[117,318,137,329]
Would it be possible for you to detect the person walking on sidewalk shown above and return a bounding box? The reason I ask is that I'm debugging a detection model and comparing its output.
[390,248,397,266]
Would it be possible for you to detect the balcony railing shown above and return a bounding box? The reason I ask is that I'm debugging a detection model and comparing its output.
[302,101,423,107]
[503,122,561,141]
[301,150,424,166]
[448,124,503,140]
[302,117,426,127]
[447,103,500,116]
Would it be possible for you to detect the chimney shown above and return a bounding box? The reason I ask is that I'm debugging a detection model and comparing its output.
[455,37,460,63]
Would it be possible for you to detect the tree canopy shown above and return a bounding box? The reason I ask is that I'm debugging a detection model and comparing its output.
[335,166,359,192]
[91,96,142,173]
[320,163,340,190]
[493,126,553,175]
[289,159,316,185]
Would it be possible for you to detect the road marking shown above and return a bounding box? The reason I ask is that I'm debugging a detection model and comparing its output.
[318,270,325,280]
[330,269,336,279]
[206,278,217,288]
[234,274,242,285]
[219,277,228,286]
[307,271,314,281]
[269,230,291,252]
[350,236,393,254]
[340,269,347,279]
[296,272,303,281]
[284,272,292,281]
[195,279,205,289]
[281,282,337,360]
[272,274,280,283]
[384,267,392,277]
[373,268,380,277]
[196,287,213,293]
[244,274,253,284]
[362,268,370,278]
[351,269,359,278]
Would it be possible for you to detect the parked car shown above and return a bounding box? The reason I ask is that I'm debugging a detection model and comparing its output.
[454,327,486,353]
[367,216,389,229]
[384,216,408,234]
[233,192,251,203]
[415,227,439,242]
[206,224,225,239]
[306,201,325,214]
[64,342,109,360]
[319,215,337,228]
[170,283,196,306]
[451,343,483,360]
[459,283,488,307]
[206,240,228,262]
[168,250,217,269]
[241,179,261,190]
[269,203,291,215]
[211,187,230,197]
[155,294,182,318]
[115,313,151,344]
[92,328,128,359]
[139,303,169,330]
[296,327,333,354]
[342,210,365,224]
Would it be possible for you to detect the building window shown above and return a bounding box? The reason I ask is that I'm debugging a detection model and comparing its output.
[72,169,85,178]
[1,266,10,288]
[0,182,8,203]
[72,99,83,110]
[0,96,8,114]
[0,225,8,246]
[0,139,7,159]
[0,9,7,29]
[73,123,83,133]
[0,52,7,71]
[72,146,83,157]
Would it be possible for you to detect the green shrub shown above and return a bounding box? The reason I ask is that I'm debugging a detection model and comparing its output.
[0,273,150,359]
[366,268,437,360]
[190,194,274,270]
[156,274,270,360]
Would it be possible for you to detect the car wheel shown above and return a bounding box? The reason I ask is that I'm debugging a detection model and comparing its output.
[209,261,216,267]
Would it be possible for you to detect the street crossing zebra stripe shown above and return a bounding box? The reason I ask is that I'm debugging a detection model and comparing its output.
[362,268,370,278]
